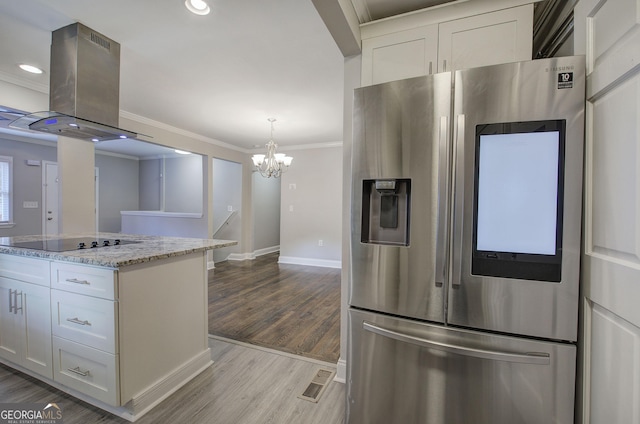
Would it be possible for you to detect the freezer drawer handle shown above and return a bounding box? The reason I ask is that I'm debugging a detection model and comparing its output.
[363,322,550,365]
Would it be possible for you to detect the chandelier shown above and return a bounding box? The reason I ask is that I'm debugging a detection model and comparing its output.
[251,118,293,178]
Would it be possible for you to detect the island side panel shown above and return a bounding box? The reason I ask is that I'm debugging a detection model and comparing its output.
[117,251,211,404]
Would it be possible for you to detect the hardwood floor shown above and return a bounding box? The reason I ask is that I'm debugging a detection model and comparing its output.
[0,337,345,424]
[208,253,341,363]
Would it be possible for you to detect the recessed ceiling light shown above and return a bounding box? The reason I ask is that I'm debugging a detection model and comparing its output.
[174,149,191,155]
[185,0,210,15]
[19,64,43,74]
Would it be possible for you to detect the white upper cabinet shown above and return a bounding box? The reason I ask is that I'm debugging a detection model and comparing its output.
[362,25,438,86]
[361,3,534,86]
[438,6,533,73]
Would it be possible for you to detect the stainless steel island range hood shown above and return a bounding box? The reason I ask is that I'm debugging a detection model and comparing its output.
[10,22,140,142]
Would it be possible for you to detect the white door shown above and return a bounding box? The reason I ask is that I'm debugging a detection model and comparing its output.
[43,161,59,235]
[575,1,640,423]
[42,162,99,234]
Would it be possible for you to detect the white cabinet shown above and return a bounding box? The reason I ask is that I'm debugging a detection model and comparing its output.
[437,6,533,73]
[50,261,120,406]
[362,25,438,86]
[52,337,119,405]
[361,4,534,86]
[0,256,52,379]
[0,250,211,421]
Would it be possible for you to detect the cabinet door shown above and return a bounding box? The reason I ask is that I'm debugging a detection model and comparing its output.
[0,278,23,365]
[362,25,438,86]
[22,282,53,378]
[437,5,533,72]
[0,278,52,378]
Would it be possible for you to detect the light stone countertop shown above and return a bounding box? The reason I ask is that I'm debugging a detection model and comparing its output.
[0,232,237,268]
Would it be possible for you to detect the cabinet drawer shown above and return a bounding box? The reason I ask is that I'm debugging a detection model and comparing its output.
[51,262,116,299]
[53,337,119,406]
[0,255,50,287]
[51,290,117,353]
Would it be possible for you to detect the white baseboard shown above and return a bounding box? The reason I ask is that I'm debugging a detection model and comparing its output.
[278,256,342,269]
[221,249,341,269]
[335,357,347,384]
[226,245,280,262]
[227,252,254,261]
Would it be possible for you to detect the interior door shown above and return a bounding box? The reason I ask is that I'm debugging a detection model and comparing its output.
[447,57,585,342]
[574,1,640,422]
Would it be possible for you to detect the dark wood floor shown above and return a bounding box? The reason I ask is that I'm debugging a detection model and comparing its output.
[208,253,341,363]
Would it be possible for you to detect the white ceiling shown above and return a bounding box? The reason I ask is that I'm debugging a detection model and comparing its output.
[0,0,456,157]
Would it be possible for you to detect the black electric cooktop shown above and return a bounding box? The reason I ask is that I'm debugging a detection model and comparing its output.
[1,237,141,252]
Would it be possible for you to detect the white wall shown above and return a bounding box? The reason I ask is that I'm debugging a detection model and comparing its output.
[279,145,342,268]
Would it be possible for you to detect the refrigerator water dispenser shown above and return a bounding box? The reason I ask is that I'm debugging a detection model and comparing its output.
[361,179,410,246]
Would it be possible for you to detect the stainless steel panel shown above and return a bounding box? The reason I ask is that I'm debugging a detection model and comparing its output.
[448,57,585,341]
[50,23,121,127]
[350,73,451,323]
[347,308,576,424]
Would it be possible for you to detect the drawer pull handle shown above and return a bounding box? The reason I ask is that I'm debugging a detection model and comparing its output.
[68,366,91,377]
[66,278,90,285]
[67,317,92,326]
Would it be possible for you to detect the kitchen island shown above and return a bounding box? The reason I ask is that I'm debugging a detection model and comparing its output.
[0,233,236,421]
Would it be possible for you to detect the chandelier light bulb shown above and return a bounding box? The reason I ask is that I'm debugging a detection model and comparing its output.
[252,118,293,178]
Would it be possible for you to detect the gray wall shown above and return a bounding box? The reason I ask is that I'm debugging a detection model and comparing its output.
[165,154,203,213]
[212,157,242,262]
[0,137,56,236]
[279,146,342,265]
[96,153,139,233]
[139,154,203,213]
[0,136,141,236]
[139,158,162,210]
[252,171,281,251]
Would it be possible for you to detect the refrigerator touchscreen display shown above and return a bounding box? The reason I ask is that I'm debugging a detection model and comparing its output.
[472,120,566,282]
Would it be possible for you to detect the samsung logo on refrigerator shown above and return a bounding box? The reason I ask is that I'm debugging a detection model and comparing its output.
[546,65,575,72]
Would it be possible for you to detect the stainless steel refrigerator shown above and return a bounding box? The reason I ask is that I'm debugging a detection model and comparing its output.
[348,57,585,424]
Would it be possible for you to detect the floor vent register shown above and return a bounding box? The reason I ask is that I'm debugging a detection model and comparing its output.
[298,368,335,403]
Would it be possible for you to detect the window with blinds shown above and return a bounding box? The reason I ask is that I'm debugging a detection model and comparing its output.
[0,156,12,224]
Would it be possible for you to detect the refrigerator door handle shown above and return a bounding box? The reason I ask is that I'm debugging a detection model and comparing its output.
[435,116,449,286]
[451,113,465,287]
[363,321,550,365]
